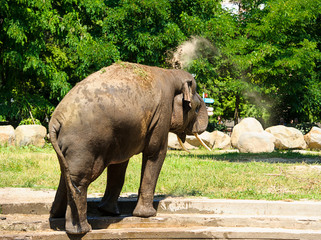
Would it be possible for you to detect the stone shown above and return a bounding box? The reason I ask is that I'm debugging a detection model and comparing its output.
[0,125,15,146]
[231,118,264,148]
[168,132,183,149]
[15,125,47,147]
[186,135,201,147]
[237,131,275,153]
[168,132,198,150]
[211,131,231,149]
[186,131,211,148]
[265,125,307,150]
[304,127,321,150]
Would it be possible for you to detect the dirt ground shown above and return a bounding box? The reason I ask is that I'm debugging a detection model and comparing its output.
[0,188,56,204]
[0,188,106,204]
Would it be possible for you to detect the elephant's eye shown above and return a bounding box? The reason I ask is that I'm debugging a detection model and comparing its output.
[195,105,200,113]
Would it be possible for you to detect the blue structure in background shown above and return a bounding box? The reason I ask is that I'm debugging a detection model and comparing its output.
[202,92,214,104]
[202,93,214,116]
[203,98,214,104]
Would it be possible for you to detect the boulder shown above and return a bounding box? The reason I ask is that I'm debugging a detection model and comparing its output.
[186,135,201,147]
[186,131,212,148]
[211,131,231,149]
[237,131,275,153]
[168,132,198,150]
[231,118,264,148]
[168,132,182,149]
[265,125,307,150]
[0,125,15,146]
[304,127,321,150]
[15,125,47,147]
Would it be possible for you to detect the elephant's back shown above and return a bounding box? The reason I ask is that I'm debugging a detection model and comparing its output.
[80,62,158,89]
[60,62,162,106]
[51,62,163,138]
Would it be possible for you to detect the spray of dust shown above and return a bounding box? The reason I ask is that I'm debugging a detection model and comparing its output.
[168,36,219,69]
[168,36,277,125]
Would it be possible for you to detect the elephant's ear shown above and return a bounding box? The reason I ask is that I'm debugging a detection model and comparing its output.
[170,80,192,135]
[191,94,208,134]
[182,80,192,108]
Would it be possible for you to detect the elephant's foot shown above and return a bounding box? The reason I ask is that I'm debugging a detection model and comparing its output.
[98,201,120,216]
[133,204,156,218]
[66,219,92,235]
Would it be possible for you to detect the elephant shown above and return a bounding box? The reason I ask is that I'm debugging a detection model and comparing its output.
[49,62,208,234]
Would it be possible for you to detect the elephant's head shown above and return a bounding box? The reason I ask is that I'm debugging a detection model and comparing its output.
[170,72,209,150]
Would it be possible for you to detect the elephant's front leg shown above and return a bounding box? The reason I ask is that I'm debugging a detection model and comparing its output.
[98,160,129,215]
[133,143,167,217]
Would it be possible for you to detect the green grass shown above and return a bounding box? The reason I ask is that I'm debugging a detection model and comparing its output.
[0,145,60,190]
[1,145,321,200]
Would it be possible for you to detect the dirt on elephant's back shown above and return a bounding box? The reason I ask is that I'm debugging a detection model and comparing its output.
[115,62,155,88]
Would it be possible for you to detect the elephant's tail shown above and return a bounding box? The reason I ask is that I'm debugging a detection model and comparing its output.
[49,118,80,195]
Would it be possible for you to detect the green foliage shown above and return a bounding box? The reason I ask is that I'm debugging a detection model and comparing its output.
[238,0,321,124]
[291,122,319,135]
[0,0,119,124]
[19,118,41,125]
[102,0,185,65]
[206,118,227,132]
[182,0,321,125]
[0,0,320,125]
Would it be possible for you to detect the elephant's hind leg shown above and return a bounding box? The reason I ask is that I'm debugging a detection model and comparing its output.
[98,160,129,216]
[65,183,91,234]
[63,149,99,234]
[50,173,67,218]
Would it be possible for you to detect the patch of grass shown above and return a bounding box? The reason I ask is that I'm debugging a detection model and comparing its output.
[1,145,321,200]
[156,150,321,200]
[0,144,60,189]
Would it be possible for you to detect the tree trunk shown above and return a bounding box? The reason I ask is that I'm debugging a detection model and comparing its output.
[234,94,240,125]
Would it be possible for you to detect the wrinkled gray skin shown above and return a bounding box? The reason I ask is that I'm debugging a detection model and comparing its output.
[49,62,208,234]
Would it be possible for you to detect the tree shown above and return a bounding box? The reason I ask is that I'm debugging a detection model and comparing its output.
[0,0,119,125]
[240,0,321,124]
[0,0,188,125]
[101,0,185,66]
[1,0,321,127]
[171,0,262,125]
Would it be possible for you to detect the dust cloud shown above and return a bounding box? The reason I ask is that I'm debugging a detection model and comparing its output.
[169,36,218,69]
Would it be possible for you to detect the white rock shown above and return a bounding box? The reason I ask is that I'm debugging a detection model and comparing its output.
[186,131,212,148]
[211,131,231,149]
[168,132,198,150]
[304,127,321,150]
[265,125,307,150]
[231,117,264,148]
[15,125,47,147]
[237,131,275,153]
[0,125,15,146]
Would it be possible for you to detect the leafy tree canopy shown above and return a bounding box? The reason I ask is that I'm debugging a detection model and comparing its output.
[0,0,320,128]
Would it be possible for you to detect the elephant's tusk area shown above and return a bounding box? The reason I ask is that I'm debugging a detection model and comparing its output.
[177,135,191,153]
[194,133,212,151]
